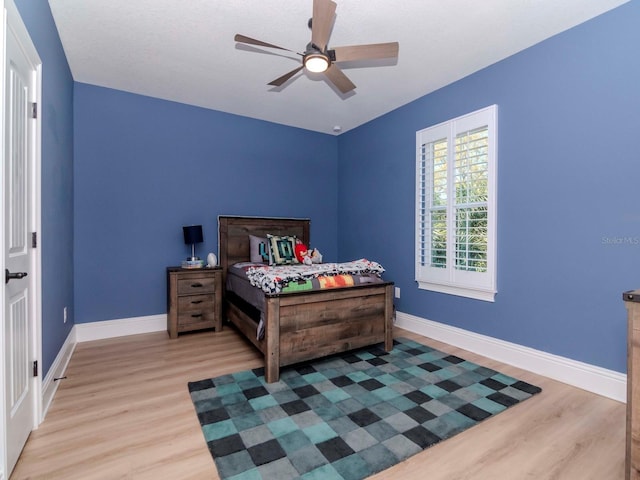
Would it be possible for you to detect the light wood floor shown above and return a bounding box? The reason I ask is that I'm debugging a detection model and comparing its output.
[11,326,626,480]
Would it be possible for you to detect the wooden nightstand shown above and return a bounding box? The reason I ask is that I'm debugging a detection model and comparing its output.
[167,266,222,339]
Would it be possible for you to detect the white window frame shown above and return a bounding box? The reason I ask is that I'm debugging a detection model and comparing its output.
[415,105,497,302]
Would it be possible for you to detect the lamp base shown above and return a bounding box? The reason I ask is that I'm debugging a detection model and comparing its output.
[182,259,204,269]
[186,256,201,261]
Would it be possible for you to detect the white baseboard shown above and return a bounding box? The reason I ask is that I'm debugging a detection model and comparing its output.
[74,314,167,342]
[395,311,626,403]
[41,327,77,421]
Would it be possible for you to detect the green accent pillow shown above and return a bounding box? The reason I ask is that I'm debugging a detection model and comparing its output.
[267,234,299,265]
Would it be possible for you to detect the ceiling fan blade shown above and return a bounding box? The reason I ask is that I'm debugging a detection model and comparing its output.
[268,66,304,87]
[311,0,336,51]
[332,42,399,63]
[234,34,298,54]
[324,64,355,94]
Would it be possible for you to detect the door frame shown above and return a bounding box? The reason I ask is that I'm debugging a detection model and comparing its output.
[1,0,43,476]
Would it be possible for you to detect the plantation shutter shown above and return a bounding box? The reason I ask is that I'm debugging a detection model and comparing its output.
[415,105,497,302]
[418,137,448,269]
[454,127,489,273]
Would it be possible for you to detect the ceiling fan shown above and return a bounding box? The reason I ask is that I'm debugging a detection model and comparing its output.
[234,0,399,95]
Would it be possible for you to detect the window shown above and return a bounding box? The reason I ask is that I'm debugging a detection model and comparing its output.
[415,105,497,301]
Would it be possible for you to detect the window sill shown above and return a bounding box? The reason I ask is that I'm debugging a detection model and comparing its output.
[416,281,496,302]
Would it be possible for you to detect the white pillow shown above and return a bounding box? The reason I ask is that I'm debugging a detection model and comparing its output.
[249,235,270,263]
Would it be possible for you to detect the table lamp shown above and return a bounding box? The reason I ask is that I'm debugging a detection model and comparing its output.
[183,225,203,261]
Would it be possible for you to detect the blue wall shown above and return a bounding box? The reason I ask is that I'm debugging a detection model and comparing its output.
[73,84,339,323]
[338,1,640,373]
[14,0,74,376]
[11,0,638,378]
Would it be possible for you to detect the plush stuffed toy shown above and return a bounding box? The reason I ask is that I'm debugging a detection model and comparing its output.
[295,240,322,265]
[294,241,309,264]
[310,249,322,264]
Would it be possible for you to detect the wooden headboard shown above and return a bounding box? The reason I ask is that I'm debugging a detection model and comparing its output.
[218,215,311,286]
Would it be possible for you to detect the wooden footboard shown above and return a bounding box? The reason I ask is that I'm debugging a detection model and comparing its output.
[263,283,394,382]
[224,283,394,382]
[219,215,395,383]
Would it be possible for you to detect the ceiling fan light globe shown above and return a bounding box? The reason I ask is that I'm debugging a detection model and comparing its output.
[304,54,329,73]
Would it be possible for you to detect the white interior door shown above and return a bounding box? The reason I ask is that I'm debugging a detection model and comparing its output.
[1,0,40,476]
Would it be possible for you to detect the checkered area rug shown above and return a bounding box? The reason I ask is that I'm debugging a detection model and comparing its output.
[188,338,541,480]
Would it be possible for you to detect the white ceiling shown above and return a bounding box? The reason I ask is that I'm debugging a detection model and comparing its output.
[48,0,627,135]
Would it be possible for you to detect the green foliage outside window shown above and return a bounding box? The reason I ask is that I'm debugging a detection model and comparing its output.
[428,127,489,272]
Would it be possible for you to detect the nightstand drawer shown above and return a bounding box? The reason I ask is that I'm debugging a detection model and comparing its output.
[177,310,216,327]
[177,294,215,313]
[177,276,216,295]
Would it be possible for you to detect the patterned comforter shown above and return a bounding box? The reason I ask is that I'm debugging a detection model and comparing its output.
[244,259,385,294]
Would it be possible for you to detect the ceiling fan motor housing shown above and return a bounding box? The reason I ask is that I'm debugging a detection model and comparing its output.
[303,41,337,73]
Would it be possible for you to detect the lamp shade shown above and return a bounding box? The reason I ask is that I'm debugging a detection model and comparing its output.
[183,225,203,245]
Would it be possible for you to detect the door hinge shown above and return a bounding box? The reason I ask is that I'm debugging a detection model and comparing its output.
[31,102,37,119]
[32,232,37,248]
[33,360,38,377]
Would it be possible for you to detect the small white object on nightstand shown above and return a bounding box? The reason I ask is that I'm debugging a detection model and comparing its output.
[207,252,217,267]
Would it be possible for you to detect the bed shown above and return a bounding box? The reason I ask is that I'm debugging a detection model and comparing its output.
[218,215,394,383]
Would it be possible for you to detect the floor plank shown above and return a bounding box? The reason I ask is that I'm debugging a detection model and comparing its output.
[11,326,626,479]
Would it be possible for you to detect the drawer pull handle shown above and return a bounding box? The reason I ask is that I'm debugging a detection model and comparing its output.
[191,283,203,288]
[191,300,203,304]
[191,313,203,318]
